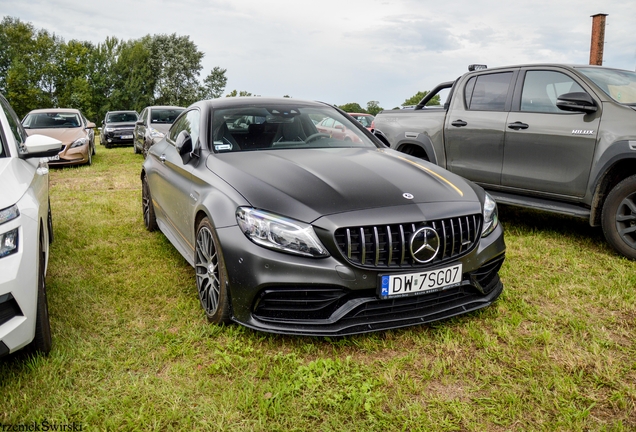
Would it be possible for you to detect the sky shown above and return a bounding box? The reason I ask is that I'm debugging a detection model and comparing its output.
[1,0,635,110]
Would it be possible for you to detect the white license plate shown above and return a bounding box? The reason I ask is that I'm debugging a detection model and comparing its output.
[379,263,462,299]
[121,135,133,139]
[47,155,60,161]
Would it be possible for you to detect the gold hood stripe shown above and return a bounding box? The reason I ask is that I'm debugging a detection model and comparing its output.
[394,154,464,197]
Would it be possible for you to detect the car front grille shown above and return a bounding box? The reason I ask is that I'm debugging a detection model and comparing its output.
[334,215,482,269]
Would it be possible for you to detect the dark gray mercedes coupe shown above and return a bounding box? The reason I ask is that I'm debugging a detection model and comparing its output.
[141,97,506,336]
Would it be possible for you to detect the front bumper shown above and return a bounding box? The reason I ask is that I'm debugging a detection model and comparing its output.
[103,130,134,145]
[48,146,90,166]
[217,220,506,336]
[0,215,39,356]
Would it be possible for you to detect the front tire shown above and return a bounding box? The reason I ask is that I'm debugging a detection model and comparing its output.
[27,229,52,355]
[601,175,636,259]
[142,176,158,231]
[195,218,231,324]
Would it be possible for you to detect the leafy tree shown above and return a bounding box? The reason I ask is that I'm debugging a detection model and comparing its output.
[199,66,227,99]
[0,17,35,94]
[338,102,365,113]
[2,19,60,117]
[366,100,383,116]
[149,33,203,106]
[403,90,440,107]
[109,37,155,113]
[226,90,252,97]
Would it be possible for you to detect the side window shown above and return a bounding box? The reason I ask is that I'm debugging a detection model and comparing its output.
[0,96,27,148]
[465,72,513,111]
[139,109,147,125]
[168,109,200,145]
[521,70,585,113]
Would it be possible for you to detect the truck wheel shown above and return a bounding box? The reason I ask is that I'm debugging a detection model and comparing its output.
[601,175,636,259]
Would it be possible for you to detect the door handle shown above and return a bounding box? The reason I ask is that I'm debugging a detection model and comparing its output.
[451,120,467,127]
[507,121,529,130]
[159,154,166,163]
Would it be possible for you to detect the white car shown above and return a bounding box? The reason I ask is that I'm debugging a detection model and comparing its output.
[0,94,63,357]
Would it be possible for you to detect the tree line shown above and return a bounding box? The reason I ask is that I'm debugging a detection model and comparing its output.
[0,16,228,121]
[0,16,439,122]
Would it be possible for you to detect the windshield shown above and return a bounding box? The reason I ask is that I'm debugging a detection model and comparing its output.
[350,114,374,127]
[107,112,138,123]
[577,67,636,105]
[22,112,81,129]
[211,104,377,153]
[151,108,183,124]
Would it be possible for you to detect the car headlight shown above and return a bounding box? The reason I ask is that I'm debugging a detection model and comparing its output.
[149,128,164,139]
[105,127,114,132]
[236,207,329,258]
[70,137,88,148]
[481,193,499,237]
[0,205,19,225]
[0,228,19,258]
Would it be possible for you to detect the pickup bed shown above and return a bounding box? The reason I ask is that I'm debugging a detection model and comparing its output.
[373,64,636,259]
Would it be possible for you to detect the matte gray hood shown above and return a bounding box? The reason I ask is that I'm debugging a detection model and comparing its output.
[207,147,480,223]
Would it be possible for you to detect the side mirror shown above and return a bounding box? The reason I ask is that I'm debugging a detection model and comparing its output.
[136,120,144,126]
[19,134,64,159]
[175,130,194,164]
[335,125,345,132]
[556,92,597,114]
[86,121,96,129]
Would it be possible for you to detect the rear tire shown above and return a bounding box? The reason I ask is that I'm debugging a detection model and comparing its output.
[142,176,158,232]
[601,174,636,259]
[134,141,141,154]
[195,218,231,324]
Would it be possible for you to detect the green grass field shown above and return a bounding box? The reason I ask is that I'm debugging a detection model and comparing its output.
[1,145,635,431]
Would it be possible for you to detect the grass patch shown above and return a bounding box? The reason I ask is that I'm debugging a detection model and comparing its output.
[1,145,635,431]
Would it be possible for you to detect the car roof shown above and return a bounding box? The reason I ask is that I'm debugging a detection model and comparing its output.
[192,97,331,111]
[27,108,81,114]
[466,63,630,73]
[145,105,184,110]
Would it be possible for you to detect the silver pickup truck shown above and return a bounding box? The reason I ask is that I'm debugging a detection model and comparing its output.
[372,64,636,259]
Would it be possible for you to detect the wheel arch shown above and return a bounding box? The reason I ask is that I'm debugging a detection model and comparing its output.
[590,158,636,226]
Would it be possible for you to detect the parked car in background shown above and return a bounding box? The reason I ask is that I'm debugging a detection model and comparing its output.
[100,110,138,148]
[372,64,636,259]
[133,105,184,156]
[315,116,363,142]
[348,113,374,130]
[141,97,506,336]
[0,93,63,357]
[22,108,96,166]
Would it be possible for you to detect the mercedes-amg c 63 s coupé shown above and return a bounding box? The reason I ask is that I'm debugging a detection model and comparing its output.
[141,97,506,336]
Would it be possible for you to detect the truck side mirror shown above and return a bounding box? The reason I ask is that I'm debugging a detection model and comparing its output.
[556,92,598,114]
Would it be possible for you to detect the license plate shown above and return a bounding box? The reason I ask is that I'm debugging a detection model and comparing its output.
[47,155,60,161]
[121,135,133,139]
[379,263,462,299]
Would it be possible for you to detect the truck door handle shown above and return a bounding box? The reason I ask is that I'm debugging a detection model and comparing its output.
[159,154,166,163]
[507,121,529,130]
[451,120,467,127]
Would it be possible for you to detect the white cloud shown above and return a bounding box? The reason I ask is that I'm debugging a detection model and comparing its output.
[0,0,634,109]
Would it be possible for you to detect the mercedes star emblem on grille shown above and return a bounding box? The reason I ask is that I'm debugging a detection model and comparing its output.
[410,227,440,263]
